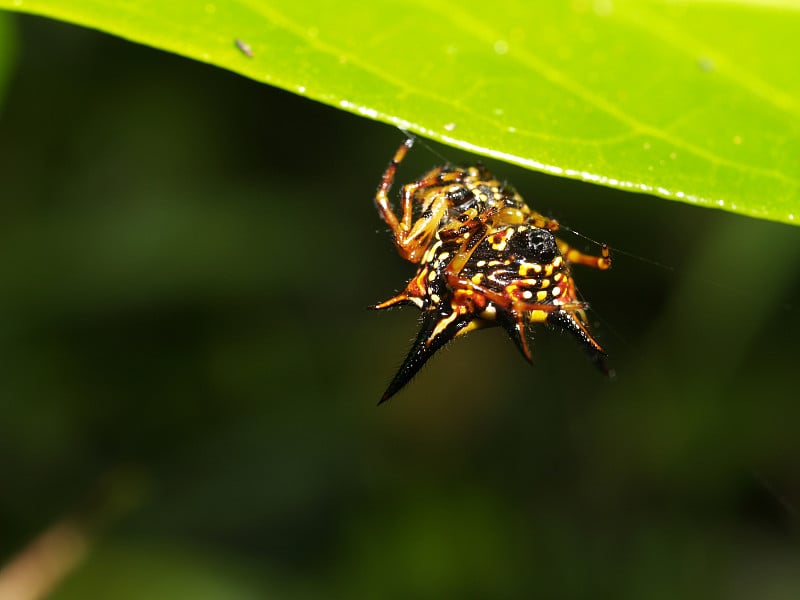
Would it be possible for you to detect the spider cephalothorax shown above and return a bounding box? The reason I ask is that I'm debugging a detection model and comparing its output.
[371,137,611,403]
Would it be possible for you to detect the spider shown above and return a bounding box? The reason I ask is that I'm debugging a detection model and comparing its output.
[371,137,611,403]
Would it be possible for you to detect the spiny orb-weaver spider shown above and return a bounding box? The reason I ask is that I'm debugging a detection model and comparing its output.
[371,137,611,403]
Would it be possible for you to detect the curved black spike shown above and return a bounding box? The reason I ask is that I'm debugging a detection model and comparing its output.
[497,311,533,364]
[547,310,610,376]
[379,305,472,404]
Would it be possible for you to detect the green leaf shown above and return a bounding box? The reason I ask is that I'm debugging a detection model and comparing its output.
[1,0,798,225]
[0,12,16,107]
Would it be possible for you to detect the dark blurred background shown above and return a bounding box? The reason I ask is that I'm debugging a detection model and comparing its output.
[1,13,799,600]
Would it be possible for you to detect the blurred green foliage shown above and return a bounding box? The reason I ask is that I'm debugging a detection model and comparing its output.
[0,13,799,600]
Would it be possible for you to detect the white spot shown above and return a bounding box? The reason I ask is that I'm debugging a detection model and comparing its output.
[507,126,517,133]
[476,260,486,267]
[438,252,450,261]
[494,108,504,116]
[428,270,437,281]
[358,106,378,118]
[522,290,533,300]
[552,286,562,297]
[482,305,497,319]
[297,86,306,94]
[494,40,509,55]
[430,293,441,304]
[443,122,456,131]
[789,214,795,221]
[716,199,725,207]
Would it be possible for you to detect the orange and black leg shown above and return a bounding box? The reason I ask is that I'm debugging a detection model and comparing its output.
[556,239,612,270]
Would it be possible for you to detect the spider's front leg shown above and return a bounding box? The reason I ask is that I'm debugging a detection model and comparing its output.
[374,137,414,238]
[374,138,466,263]
[374,137,438,262]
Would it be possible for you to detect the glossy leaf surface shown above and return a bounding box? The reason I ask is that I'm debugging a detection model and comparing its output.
[1,0,798,225]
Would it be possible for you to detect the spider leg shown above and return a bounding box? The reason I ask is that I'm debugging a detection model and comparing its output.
[374,137,414,237]
[393,169,473,262]
[497,310,533,363]
[445,274,585,314]
[557,240,612,270]
[376,138,484,264]
[528,211,560,232]
[369,292,415,310]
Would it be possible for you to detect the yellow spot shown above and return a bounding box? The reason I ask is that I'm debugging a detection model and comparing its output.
[491,240,507,251]
[529,309,547,322]
[544,265,553,276]
[552,256,562,267]
[429,310,459,342]
[438,251,450,261]
[532,264,542,273]
[541,279,550,288]
[536,291,548,302]
[488,260,503,266]
[428,270,437,281]
[471,273,484,284]
[553,273,563,282]
[457,320,485,336]
[430,293,441,303]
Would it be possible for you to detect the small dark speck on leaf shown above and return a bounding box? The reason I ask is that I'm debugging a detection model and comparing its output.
[235,39,253,58]
[697,56,715,72]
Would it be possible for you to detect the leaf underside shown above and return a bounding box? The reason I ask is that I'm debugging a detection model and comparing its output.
[1,0,798,226]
